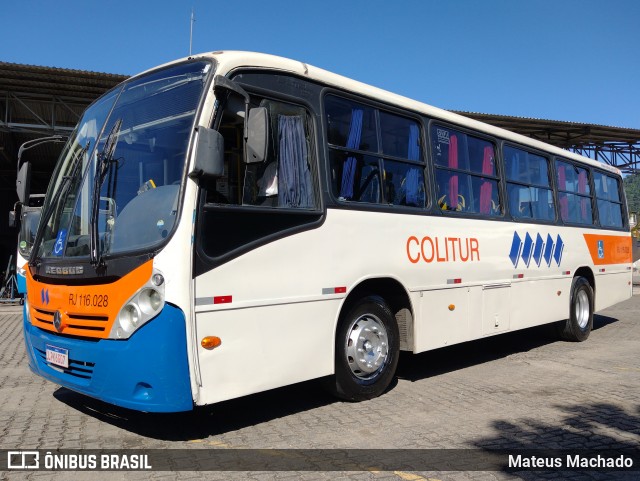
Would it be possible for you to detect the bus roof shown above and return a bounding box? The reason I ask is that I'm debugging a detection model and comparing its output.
[143,50,621,176]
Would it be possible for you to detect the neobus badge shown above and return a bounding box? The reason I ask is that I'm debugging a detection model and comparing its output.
[45,266,84,275]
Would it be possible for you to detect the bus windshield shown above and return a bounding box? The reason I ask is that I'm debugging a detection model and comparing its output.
[33,61,212,263]
[18,207,42,259]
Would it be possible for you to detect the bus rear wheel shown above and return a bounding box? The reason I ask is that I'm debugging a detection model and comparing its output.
[558,276,594,342]
[328,295,399,401]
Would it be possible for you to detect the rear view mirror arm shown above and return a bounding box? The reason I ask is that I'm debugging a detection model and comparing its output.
[213,75,250,136]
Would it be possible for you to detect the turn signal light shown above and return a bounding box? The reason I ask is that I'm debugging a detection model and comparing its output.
[201,336,222,349]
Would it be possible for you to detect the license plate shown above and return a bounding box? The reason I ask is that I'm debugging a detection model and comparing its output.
[45,345,69,369]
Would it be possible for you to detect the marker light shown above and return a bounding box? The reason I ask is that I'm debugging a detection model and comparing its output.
[201,336,222,349]
[24,296,31,323]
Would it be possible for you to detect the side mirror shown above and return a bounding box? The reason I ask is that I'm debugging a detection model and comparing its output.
[245,107,269,164]
[8,209,18,228]
[16,135,66,204]
[16,161,31,205]
[188,127,225,182]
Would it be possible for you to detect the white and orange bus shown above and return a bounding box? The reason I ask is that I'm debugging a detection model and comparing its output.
[21,52,632,412]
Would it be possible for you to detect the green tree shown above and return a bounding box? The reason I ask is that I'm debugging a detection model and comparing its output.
[623,174,640,214]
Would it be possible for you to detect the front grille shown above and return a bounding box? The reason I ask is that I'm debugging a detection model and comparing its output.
[35,347,96,380]
[32,307,109,335]
[34,307,54,327]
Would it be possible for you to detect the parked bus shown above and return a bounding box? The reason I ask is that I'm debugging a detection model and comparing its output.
[12,135,66,295]
[21,52,632,412]
[14,195,45,295]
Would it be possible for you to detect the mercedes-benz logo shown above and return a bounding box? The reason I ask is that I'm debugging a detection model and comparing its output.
[53,310,63,332]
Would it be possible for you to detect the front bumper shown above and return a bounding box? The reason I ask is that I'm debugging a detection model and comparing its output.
[23,303,193,412]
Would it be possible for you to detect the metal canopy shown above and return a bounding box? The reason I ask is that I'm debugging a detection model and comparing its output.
[0,61,127,176]
[454,111,640,174]
[0,61,127,132]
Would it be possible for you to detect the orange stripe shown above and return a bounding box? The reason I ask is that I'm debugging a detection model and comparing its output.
[582,234,632,265]
[26,260,153,339]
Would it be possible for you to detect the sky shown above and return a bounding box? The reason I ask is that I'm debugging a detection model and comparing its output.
[2,0,639,129]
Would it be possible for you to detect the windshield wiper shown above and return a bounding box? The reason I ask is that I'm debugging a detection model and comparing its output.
[90,119,122,267]
[30,141,90,266]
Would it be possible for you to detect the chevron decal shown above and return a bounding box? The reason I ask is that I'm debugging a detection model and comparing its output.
[509,231,565,268]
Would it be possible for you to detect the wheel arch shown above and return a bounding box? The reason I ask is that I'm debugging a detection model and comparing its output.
[574,266,595,294]
[559,271,595,342]
[573,266,596,311]
[339,276,415,351]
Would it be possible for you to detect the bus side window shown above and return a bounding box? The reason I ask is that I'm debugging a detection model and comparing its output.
[594,171,624,228]
[325,95,426,207]
[243,99,316,209]
[432,126,500,216]
[505,146,554,222]
[556,160,593,225]
[209,94,245,205]
[211,97,318,210]
[379,114,425,207]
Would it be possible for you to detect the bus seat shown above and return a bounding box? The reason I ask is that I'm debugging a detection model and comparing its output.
[111,184,179,252]
[256,161,278,206]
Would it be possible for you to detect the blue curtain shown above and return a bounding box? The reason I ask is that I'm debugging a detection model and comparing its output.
[404,168,420,206]
[278,115,313,208]
[339,109,363,199]
[405,123,421,205]
[407,123,420,161]
[511,152,519,181]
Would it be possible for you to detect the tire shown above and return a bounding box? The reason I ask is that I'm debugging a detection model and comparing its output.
[328,295,399,401]
[558,276,594,342]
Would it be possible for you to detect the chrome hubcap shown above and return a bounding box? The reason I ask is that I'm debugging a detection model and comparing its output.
[575,289,590,329]
[345,314,389,380]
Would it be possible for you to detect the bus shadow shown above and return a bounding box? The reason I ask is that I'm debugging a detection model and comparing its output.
[53,314,619,441]
[53,378,337,441]
[396,313,618,382]
[473,401,640,480]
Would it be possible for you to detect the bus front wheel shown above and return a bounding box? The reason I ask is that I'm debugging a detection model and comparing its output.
[558,276,594,342]
[329,295,399,401]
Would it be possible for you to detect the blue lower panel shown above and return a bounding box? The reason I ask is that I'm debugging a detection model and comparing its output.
[17,272,27,295]
[23,304,193,412]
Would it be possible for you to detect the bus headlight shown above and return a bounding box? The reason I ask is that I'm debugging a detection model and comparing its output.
[138,288,163,315]
[118,303,141,335]
[110,269,165,340]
